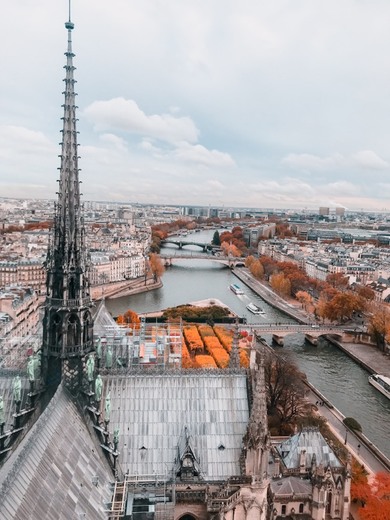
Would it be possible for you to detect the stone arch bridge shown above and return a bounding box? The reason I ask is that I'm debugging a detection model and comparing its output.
[161,239,214,252]
[160,252,245,268]
[252,324,358,347]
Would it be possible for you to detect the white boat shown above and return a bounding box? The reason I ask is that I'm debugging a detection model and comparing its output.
[230,283,244,295]
[246,302,265,315]
[368,374,390,400]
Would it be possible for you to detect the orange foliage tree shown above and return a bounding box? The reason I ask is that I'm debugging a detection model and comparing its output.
[248,258,264,280]
[149,253,165,282]
[117,309,140,330]
[270,272,291,297]
[326,272,350,290]
[359,472,390,520]
[368,302,390,350]
[351,459,370,506]
[296,290,312,310]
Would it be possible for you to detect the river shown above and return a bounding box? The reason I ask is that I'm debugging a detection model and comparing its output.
[106,229,390,458]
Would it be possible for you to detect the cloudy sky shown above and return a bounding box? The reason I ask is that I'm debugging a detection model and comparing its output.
[2,1,390,210]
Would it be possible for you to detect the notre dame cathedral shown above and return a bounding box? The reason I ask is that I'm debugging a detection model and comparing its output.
[0,7,351,520]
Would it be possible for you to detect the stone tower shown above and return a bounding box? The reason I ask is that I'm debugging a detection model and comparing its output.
[42,5,94,390]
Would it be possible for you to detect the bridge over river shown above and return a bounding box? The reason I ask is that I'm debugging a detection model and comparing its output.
[252,324,359,346]
[161,238,214,251]
[160,252,245,267]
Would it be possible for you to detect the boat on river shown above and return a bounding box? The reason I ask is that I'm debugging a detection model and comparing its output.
[368,374,390,400]
[246,302,265,315]
[229,283,244,295]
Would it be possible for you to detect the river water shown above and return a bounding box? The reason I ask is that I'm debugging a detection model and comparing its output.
[106,229,390,458]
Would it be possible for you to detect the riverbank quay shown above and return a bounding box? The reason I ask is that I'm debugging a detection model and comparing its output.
[233,267,310,323]
[326,336,390,379]
[93,277,162,302]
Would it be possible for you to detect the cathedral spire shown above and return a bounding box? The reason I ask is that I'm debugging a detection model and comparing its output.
[243,342,270,482]
[229,320,240,370]
[42,3,94,389]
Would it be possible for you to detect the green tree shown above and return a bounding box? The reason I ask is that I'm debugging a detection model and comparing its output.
[212,230,221,246]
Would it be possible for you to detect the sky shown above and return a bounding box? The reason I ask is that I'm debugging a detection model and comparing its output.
[2,1,390,211]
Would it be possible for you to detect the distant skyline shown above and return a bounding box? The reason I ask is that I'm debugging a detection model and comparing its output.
[2,1,390,211]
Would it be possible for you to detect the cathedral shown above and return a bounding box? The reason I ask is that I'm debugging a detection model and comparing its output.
[0,8,351,520]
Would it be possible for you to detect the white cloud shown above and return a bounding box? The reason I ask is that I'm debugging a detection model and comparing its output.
[99,133,128,151]
[281,153,345,172]
[84,98,199,145]
[173,143,235,167]
[352,150,389,170]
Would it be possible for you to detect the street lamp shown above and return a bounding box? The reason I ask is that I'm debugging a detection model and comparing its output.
[344,430,348,445]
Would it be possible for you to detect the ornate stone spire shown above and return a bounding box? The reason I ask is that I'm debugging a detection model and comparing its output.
[243,341,270,483]
[244,343,268,451]
[229,320,240,370]
[42,3,94,388]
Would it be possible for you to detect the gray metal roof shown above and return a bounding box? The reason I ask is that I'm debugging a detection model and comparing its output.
[0,385,112,520]
[270,475,312,497]
[105,372,249,481]
[276,428,342,470]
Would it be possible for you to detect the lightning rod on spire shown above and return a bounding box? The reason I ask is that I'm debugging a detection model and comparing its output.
[65,0,74,30]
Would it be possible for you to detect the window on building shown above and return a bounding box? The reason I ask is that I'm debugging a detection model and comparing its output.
[281,505,286,515]
[299,503,304,513]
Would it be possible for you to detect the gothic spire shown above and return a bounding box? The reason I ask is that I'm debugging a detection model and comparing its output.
[229,319,240,370]
[244,342,269,451]
[42,3,94,387]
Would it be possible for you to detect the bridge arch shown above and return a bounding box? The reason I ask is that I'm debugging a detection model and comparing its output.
[177,514,198,520]
[161,239,212,251]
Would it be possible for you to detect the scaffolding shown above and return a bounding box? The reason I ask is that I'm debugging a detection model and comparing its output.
[96,319,183,373]
[108,473,174,520]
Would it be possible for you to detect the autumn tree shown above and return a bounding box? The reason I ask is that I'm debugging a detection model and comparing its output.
[359,472,390,520]
[264,353,309,434]
[296,290,312,310]
[351,459,370,506]
[259,255,278,280]
[270,272,291,297]
[326,272,349,290]
[249,259,264,280]
[220,227,246,254]
[221,242,242,257]
[149,253,165,282]
[245,255,256,269]
[368,302,390,350]
[322,291,364,323]
[117,309,140,330]
[356,285,375,302]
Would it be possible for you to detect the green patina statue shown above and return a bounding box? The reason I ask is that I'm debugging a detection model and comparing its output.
[27,356,35,382]
[95,374,103,402]
[106,344,113,369]
[12,376,22,403]
[96,337,102,360]
[105,391,111,422]
[86,354,95,382]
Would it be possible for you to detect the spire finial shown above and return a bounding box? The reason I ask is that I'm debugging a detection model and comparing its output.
[65,0,74,30]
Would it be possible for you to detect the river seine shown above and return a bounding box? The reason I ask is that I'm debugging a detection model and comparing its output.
[106,230,390,459]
